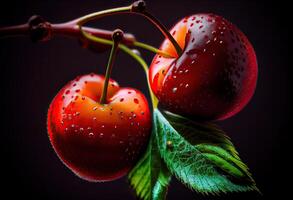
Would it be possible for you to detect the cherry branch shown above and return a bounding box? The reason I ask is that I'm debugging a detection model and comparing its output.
[0,15,136,53]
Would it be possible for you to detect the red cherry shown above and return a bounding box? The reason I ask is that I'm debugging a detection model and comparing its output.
[47,73,151,182]
[149,14,258,120]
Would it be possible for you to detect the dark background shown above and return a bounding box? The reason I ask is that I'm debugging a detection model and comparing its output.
[0,0,289,199]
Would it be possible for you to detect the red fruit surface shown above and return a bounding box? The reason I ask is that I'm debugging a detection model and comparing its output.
[149,14,258,120]
[47,74,151,182]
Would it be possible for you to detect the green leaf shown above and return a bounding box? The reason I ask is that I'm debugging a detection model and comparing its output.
[128,133,172,200]
[153,109,259,195]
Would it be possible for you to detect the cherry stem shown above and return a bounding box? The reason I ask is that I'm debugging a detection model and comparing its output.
[99,29,124,104]
[80,28,158,109]
[0,15,172,57]
[120,44,159,109]
[131,0,183,56]
[133,41,172,58]
[76,0,182,57]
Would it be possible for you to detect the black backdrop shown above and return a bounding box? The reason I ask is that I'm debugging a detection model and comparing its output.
[0,0,290,199]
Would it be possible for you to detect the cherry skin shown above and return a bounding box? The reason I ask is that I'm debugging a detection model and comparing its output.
[149,14,258,121]
[47,73,151,182]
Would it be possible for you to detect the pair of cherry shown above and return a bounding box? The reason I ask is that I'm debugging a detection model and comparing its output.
[47,1,257,182]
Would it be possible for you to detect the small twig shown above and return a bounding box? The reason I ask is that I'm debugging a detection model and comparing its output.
[0,15,136,52]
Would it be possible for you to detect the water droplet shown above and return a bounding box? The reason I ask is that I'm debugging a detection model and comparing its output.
[212,53,216,56]
[185,84,189,88]
[93,106,98,111]
[88,132,94,137]
[93,117,97,121]
[75,112,80,116]
[141,111,145,115]
[191,60,195,64]
[114,125,117,129]
[172,88,178,93]
[119,141,124,144]
[101,125,105,128]
[131,122,134,126]
[167,140,173,150]
[185,69,189,73]
[219,40,223,44]
[79,128,84,132]
[99,133,104,137]
[206,40,211,44]
[133,98,139,104]
[128,91,132,94]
